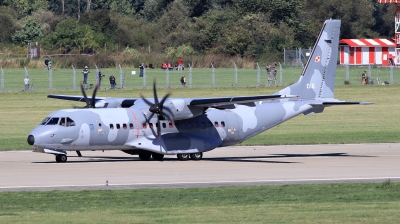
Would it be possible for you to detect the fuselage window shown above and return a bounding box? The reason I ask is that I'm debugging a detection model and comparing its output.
[129,123,134,129]
[214,122,219,127]
[90,124,94,130]
[162,123,166,128]
[194,122,199,128]
[66,117,75,126]
[221,121,225,127]
[116,124,120,130]
[40,117,51,125]
[188,123,193,129]
[201,122,206,128]
[46,117,59,125]
[59,117,66,126]
[110,124,114,129]
[182,123,186,128]
[123,123,127,129]
[207,122,212,127]
[150,123,153,129]
[156,123,159,128]
[169,122,173,128]
[142,123,147,129]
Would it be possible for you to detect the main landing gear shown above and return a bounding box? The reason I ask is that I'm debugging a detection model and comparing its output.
[55,154,67,163]
[137,152,204,161]
[177,152,203,161]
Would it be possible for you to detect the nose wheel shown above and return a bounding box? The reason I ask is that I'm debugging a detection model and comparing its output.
[55,154,67,163]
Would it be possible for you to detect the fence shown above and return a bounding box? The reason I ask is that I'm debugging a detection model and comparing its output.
[0,64,398,92]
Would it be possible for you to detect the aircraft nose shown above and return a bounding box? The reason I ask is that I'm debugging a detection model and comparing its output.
[27,135,35,145]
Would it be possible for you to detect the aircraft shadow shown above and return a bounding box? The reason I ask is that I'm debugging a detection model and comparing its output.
[33,152,371,164]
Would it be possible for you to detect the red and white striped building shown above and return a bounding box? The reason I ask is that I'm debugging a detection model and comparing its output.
[339,39,396,66]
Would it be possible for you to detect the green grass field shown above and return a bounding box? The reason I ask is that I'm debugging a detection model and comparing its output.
[0,182,399,223]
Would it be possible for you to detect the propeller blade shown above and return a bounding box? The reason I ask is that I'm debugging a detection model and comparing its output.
[80,82,90,107]
[153,79,159,104]
[156,120,161,140]
[140,93,154,107]
[90,84,99,108]
[159,92,171,110]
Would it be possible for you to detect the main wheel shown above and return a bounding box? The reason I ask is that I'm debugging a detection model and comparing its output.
[152,153,164,161]
[139,152,151,161]
[55,154,67,163]
[177,153,189,161]
[190,152,203,160]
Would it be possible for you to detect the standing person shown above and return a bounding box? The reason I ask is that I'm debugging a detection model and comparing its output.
[47,60,52,70]
[139,63,144,77]
[273,62,277,81]
[266,64,271,85]
[97,70,104,87]
[362,71,366,85]
[109,74,116,89]
[180,75,186,86]
[82,66,90,84]
[24,76,30,91]
[177,58,183,71]
[44,57,49,70]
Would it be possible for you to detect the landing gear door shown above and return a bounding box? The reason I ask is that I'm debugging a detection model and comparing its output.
[224,110,239,142]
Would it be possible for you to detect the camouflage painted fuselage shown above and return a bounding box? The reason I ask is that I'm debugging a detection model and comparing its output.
[29,98,314,154]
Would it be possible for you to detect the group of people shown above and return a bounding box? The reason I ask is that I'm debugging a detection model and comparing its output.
[81,66,117,89]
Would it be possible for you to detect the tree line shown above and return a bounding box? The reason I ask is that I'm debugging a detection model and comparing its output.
[0,0,394,67]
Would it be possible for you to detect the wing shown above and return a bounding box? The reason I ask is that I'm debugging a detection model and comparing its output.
[189,94,298,107]
[47,95,138,108]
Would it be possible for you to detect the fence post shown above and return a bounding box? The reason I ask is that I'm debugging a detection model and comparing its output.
[72,66,76,90]
[1,68,4,91]
[390,66,394,84]
[234,63,237,86]
[283,48,286,66]
[119,64,124,89]
[188,63,192,88]
[211,63,215,87]
[256,63,260,86]
[279,63,282,85]
[143,65,146,88]
[368,64,371,84]
[166,67,170,88]
[346,64,349,82]
[298,48,301,66]
[95,65,99,86]
[49,67,53,90]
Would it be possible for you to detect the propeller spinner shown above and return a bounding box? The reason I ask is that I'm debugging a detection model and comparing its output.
[141,79,174,138]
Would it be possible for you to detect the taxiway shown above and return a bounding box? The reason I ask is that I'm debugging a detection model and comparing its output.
[0,143,399,191]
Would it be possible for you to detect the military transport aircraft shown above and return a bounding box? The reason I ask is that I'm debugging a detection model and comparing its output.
[27,19,371,162]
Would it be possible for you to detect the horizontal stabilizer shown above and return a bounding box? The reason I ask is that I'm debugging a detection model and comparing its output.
[310,101,373,108]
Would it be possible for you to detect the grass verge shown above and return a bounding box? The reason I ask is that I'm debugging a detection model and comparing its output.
[0,181,399,223]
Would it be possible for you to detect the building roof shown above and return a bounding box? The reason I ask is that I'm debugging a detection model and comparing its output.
[339,39,395,47]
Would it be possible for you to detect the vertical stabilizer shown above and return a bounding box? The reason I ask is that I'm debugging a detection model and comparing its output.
[276,19,341,99]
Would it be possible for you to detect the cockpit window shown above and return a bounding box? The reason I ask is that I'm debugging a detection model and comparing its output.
[66,117,75,127]
[46,117,59,125]
[59,117,66,126]
[40,117,51,125]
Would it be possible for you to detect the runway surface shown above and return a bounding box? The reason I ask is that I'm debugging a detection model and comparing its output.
[1,143,399,192]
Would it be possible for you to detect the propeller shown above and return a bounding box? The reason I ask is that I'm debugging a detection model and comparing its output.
[74,82,98,108]
[141,79,174,139]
